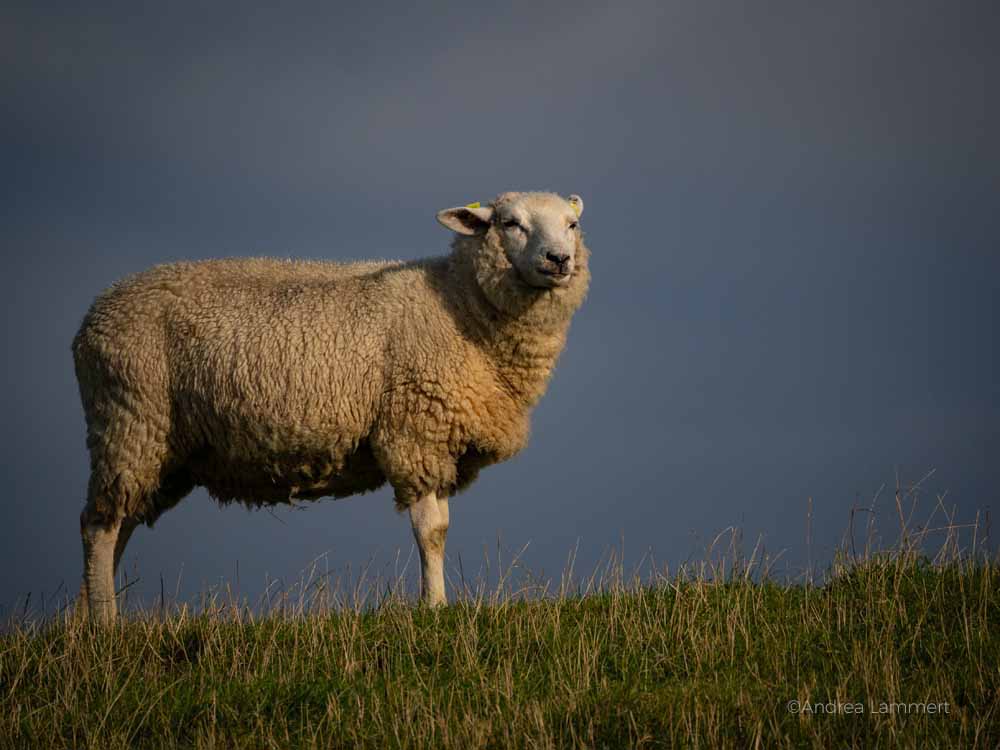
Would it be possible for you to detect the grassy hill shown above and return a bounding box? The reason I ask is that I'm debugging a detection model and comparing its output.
[3,536,997,749]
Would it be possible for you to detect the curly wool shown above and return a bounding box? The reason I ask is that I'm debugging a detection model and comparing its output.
[73,200,590,525]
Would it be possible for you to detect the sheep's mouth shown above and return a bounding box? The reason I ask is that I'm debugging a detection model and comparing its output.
[538,267,569,278]
[536,267,572,286]
[512,260,573,289]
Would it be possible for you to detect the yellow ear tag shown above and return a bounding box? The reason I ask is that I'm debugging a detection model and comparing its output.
[465,202,481,209]
[571,201,581,216]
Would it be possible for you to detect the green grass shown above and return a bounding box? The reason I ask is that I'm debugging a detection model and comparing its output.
[3,511,999,748]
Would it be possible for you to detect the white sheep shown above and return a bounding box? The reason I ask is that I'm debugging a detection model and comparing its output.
[73,191,590,620]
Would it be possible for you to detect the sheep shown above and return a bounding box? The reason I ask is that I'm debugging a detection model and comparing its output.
[73,191,590,621]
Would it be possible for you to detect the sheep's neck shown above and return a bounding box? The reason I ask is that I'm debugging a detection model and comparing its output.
[448,248,584,408]
[480,317,570,407]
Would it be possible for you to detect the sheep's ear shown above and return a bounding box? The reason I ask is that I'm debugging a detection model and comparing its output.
[568,194,584,218]
[436,204,495,235]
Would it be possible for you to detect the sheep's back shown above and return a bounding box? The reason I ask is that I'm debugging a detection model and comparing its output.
[75,258,412,502]
[161,259,398,451]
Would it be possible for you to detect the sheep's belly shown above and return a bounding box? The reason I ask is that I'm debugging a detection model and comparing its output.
[190,441,386,507]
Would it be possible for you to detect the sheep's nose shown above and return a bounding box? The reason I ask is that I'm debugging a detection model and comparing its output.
[546,251,570,268]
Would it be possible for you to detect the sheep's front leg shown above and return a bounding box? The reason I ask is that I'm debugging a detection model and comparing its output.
[409,491,449,606]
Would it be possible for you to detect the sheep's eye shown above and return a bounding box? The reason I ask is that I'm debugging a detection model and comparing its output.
[569,221,578,230]
[503,219,522,230]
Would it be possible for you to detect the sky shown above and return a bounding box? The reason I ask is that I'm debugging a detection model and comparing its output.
[3,0,998,614]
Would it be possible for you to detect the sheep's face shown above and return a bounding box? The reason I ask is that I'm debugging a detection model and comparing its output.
[491,193,583,289]
[438,192,585,290]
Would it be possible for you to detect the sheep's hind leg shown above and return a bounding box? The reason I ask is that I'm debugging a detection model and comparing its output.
[79,515,124,624]
[76,515,139,618]
[409,491,449,606]
[78,465,148,623]
[113,516,139,584]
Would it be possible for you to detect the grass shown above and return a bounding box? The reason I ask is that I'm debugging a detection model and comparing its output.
[2,496,998,748]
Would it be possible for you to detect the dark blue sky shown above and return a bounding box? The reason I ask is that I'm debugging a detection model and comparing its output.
[3,0,998,612]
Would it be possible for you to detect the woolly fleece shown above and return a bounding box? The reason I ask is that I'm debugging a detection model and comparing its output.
[73,192,590,527]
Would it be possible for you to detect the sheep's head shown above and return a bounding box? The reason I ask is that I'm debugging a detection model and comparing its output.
[438,192,585,291]
[437,191,590,325]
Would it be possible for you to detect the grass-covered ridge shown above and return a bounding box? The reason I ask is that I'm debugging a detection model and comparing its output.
[4,483,999,749]
[3,550,998,748]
